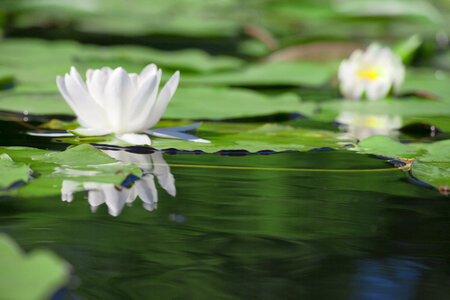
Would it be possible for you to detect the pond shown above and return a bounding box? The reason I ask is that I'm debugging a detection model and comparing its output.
[1,117,449,299]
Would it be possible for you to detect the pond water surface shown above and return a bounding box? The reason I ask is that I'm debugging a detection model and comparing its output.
[0,118,449,299]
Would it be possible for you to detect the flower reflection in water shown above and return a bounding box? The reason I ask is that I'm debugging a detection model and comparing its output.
[61,150,175,216]
[337,111,402,141]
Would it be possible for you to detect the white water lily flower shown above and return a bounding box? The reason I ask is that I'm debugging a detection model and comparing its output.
[337,111,402,141]
[29,64,209,145]
[61,151,175,216]
[338,44,405,100]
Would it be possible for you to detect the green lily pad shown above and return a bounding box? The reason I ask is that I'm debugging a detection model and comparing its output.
[166,87,316,119]
[0,92,71,115]
[411,140,450,189]
[0,233,70,300]
[0,39,243,93]
[352,136,450,190]
[0,153,30,189]
[411,161,450,189]
[353,135,425,159]
[0,144,142,197]
[59,122,348,153]
[80,45,243,74]
[183,61,335,87]
[400,68,450,101]
[0,86,316,119]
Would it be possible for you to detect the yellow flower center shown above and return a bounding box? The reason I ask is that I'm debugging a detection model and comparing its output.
[357,69,379,80]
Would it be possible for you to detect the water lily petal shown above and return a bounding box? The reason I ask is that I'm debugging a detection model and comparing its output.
[139,64,157,81]
[86,69,94,82]
[63,73,106,128]
[86,69,109,108]
[127,71,160,132]
[365,79,390,100]
[70,67,89,93]
[104,67,134,132]
[146,128,210,143]
[27,130,74,137]
[129,73,139,90]
[57,75,92,127]
[68,128,112,137]
[117,133,152,145]
[340,80,364,100]
[144,71,180,129]
[101,67,113,76]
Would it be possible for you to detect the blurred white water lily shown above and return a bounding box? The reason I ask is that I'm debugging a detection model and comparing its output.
[61,150,175,216]
[337,111,402,141]
[29,64,209,145]
[338,44,405,100]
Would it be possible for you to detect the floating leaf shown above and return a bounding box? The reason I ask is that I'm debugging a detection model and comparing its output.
[412,161,450,189]
[411,140,450,189]
[166,87,316,119]
[183,61,334,87]
[60,122,348,153]
[353,136,425,159]
[0,92,71,115]
[0,234,70,300]
[0,144,142,197]
[0,39,243,93]
[81,45,243,73]
[0,153,30,189]
[353,136,449,189]
[400,68,450,101]
[0,87,316,120]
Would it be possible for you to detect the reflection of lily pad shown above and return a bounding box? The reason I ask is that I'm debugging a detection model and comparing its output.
[0,234,70,300]
[0,144,142,197]
[0,153,30,189]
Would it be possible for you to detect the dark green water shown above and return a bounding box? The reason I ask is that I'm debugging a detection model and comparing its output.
[1,124,449,299]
